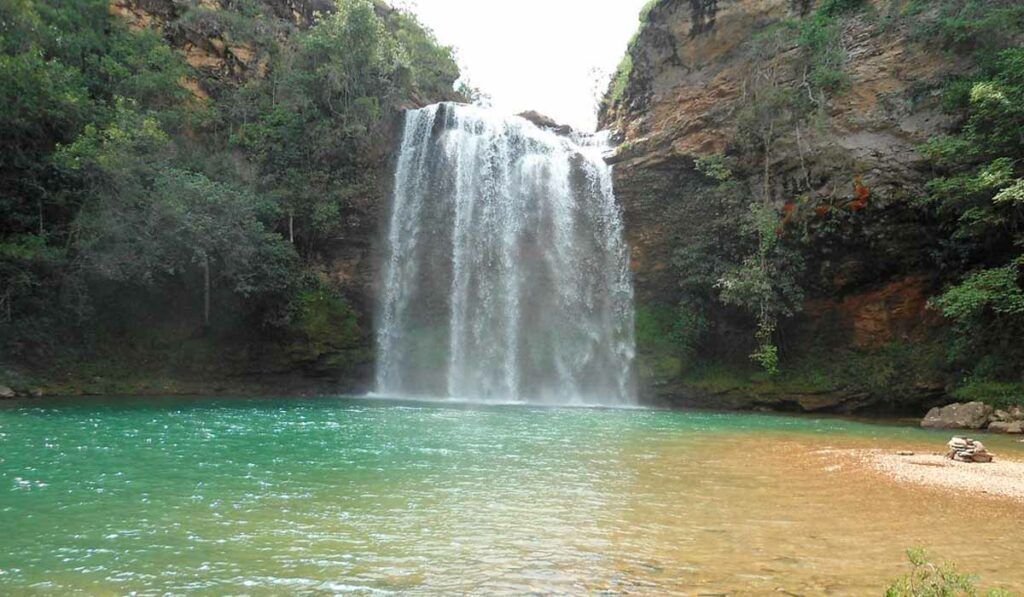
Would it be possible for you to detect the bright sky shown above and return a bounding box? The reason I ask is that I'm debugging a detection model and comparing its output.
[397,0,651,131]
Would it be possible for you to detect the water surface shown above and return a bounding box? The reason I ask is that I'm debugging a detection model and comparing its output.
[1,396,1022,595]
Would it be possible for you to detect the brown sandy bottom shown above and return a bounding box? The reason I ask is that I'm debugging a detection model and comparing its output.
[607,430,1024,596]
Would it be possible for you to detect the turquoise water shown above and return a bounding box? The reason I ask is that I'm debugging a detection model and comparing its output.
[1,397,1021,594]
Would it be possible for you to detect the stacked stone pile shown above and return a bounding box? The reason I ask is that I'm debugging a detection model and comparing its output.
[946,437,994,463]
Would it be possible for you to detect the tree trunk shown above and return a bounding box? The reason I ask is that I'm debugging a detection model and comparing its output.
[203,256,211,332]
[289,211,294,244]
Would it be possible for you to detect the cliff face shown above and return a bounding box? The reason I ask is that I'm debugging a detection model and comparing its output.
[601,0,963,411]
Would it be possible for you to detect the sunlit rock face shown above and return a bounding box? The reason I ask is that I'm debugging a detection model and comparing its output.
[597,0,958,407]
[377,103,636,405]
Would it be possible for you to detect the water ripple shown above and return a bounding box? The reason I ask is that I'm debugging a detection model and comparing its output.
[1,396,1023,594]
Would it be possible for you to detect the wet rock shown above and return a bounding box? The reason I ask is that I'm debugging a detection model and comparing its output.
[0,385,14,399]
[987,421,1024,435]
[921,402,994,430]
[517,111,574,136]
[946,437,994,463]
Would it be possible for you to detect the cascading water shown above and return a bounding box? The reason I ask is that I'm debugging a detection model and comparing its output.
[376,103,635,405]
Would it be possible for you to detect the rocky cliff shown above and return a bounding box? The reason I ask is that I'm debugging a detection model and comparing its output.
[601,0,976,412]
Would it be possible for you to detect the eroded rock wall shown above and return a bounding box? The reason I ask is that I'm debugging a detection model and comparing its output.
[602,0,962,409]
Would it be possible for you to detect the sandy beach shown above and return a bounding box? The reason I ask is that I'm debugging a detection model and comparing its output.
[853,448,1024,503]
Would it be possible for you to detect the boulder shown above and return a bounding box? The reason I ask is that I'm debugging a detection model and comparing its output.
[921,402,994,429]
[517,111,574,136]
[0,385,14,399]
[991,409,1012,423]
[1010,406,1024,421]
[987,421,1024,434]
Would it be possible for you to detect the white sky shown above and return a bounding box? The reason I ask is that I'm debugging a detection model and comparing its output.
[397,0,652,131]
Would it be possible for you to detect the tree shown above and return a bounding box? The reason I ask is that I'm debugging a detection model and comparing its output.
[58,105,296,332]
[924,48,1024,378]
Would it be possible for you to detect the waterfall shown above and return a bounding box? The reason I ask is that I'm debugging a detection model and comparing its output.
[376,103,635,405]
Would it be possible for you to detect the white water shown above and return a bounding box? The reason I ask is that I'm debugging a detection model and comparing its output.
[376,103,635,405]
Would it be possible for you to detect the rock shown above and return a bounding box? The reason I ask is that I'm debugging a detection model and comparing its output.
[946,437,995,463]
[30,388,43,398]
[516,110,574,136]
[987,421,1024,434]
[0,385,14,399]
[921,402,994,429]
[594,0,975,406]
[896,451,915,456]
[1009,406,1024,421]
[992,409,1012,423]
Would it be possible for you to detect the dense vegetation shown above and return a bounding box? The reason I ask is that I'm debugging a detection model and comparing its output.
[0,0,462,393]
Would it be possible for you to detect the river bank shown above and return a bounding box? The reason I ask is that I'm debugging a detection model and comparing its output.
[853,450,1024,503]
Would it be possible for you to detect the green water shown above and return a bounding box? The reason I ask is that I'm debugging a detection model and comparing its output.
[1,397,1021,595]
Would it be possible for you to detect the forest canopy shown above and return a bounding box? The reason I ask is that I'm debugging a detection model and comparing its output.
[0,0,462,378]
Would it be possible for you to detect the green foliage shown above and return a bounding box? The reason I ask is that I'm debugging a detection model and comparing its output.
[746,1,855,103]
[630,303,688,382]
[678,338,950,401]
[0,0,196,358]
[932,262,1024,321]
[788,339,948,397]
[750,330,780,376]
[286,279,365,369]
[172,6,281,50]
[677,151,809,375]
[797,12,850,93]
[231,0,462,248]
[634,305,676,353]
[55,105,296,331]
[0,0,461,380]
[612,0,1024,391]
[387,8,460,101]
[818,0,867,17]
[694,154,733,183]
[911,0,1024,60]
[634,302,709,384]
[920,48,1024,378]
[603,0,662,108]
[952,381,1023,410]
[886,549,1013,597]
[638,0,663,24]
[716,199,805,375]
[609,54,632,104]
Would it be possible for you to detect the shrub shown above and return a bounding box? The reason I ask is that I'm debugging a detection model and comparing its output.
[886,548,1014,597]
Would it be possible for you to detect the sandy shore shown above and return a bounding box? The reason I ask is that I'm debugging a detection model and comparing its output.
[851,449,1024,503]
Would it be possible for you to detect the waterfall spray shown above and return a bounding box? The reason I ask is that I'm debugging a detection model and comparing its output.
[377,103,635,405]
